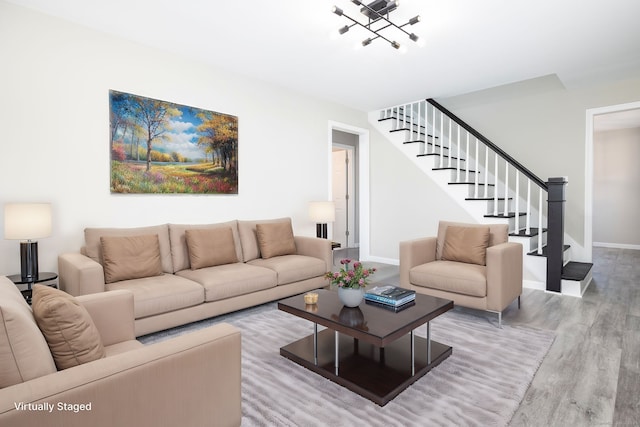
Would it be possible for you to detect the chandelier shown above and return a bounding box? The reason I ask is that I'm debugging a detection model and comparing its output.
[332,0,421,50]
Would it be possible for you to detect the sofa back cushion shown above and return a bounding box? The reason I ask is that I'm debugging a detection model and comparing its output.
[85,224,173,273]
[0,277,57,388]
[169,221,243,272]
[238,218,293,262]
[256,222,297,259]
[101,234,164,283]
[32,285,106,370]
[436,221,508,261]
[185,227,239,269]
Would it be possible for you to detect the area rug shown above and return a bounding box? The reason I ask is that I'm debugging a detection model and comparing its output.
[139,303,555,427]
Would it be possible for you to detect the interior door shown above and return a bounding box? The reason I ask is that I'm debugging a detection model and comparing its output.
[332,147,354,247]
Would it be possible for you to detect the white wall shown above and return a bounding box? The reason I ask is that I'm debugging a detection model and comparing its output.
[0,1,368,275]
[593,127,640,247]
[368,127,475,262]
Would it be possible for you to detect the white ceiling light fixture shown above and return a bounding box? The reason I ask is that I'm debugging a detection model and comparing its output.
[332,0,421,50]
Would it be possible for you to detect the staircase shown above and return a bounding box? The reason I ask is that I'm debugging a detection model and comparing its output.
[370,98,592,296]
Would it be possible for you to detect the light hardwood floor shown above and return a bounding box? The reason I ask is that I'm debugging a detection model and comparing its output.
[344,247,640,426]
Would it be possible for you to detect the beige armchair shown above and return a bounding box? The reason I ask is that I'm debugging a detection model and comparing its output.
[400,221,522,326]
[0,277,241,427]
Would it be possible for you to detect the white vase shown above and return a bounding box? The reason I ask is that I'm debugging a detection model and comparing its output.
[338,287,364,307]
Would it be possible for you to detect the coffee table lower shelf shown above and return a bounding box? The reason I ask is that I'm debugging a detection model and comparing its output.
[280,328,452,406]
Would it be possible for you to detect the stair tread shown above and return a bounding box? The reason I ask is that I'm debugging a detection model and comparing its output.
[449,182,495,186]
[562,261,593,281]
[484,212,526,218]
[528,244,570,257]
[509,227,546,237]
[433,167,477,174]
[466,197,513,201]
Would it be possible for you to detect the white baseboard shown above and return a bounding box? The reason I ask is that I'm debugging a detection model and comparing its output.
[361,255,399,266]
[594,242,640,250]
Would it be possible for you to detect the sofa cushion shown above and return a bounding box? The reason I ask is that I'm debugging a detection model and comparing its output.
[32,285,106,370]
[185,227,239,269]
[101,234,164,283]
[249,255,327,285]
[441,225,490,266]
[177,263,277,302]
[169,221,244,272]
[85,224,173,273]
[0,278,57,388]
[256,222,296,259]
[106,274,205,319]
[436,221,509,261]
[238,218,292,262]
[410,260,487,297]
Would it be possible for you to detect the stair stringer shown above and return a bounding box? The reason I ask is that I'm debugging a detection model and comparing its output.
[369,110,546,290]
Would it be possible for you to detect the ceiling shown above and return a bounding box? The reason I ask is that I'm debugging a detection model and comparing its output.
[6,0,640,111]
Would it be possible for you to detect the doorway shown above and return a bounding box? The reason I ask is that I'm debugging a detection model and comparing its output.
[585,101,640,259]
[332,143,356,248]
[328,121,370,260]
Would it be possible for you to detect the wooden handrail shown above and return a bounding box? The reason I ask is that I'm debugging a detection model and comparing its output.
[426,98,548,191]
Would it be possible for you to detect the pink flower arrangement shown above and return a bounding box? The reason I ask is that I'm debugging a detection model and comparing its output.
[324,259,376,289]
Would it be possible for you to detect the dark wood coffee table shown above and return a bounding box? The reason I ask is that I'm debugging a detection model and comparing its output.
[278,289,453,406]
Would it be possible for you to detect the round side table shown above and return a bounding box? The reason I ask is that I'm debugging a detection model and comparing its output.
[7,272,58,304]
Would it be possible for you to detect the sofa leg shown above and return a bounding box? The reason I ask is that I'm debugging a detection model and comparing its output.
[518,295,521,309]
[498,311,502,329]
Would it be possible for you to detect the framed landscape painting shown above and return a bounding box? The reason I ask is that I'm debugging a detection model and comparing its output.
[109,90,238,194]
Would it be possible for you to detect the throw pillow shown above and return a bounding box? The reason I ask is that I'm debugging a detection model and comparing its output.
[185,227,238,269]
[100,234,163,283]
[256,222,296,259]
[32,285,106,370]
[441,225,490,266]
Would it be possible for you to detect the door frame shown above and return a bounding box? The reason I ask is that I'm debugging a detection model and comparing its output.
[328,121,370,260]
[585,100,640,259]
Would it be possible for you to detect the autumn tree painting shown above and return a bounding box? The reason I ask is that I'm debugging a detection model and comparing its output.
[109,90,238,194]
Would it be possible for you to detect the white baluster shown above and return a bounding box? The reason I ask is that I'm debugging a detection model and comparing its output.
[526,180,531,234]
[409,103,414,140]
[448,119,452,168]
[416,101,421,142]
[440,110,444,165]
[484,144,489,198]
[503,163,509,217]
[474,137,479,198]
[515,172,520,234]
[493,152,499,216]
[465,133,470,183]
[537,188,543,255]
[431,103,435,154]
[456,125,461,182]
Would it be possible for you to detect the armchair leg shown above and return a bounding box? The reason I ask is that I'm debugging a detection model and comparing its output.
[518,295,521,309]
[498,311,502,329]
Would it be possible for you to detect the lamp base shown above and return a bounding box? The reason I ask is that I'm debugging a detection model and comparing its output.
[20,241,39,282]
[316,223,328,239]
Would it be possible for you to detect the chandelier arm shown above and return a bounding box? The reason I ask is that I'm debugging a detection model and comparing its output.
[341,12,397,47]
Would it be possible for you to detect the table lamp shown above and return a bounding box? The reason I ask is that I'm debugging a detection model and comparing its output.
[4,203,52,281]
[309,201,335,239]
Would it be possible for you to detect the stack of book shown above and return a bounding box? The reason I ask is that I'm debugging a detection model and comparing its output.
[364,285,416,312]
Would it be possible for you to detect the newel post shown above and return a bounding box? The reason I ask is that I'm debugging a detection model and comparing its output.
[546,177,568,292]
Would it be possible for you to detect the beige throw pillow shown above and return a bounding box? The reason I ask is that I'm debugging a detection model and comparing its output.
[100,234,163,284]
[256,222,296,259]
[441,225,490,266]
[32,285,106,370]
[185,227,238,269]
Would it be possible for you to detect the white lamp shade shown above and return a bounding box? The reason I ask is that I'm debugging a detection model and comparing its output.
[309,201,335,223]
[4,203,52,240]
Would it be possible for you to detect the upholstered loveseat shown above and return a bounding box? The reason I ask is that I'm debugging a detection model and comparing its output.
[59,217,331,336]
[0,276,241,427]
[400,221,523,326]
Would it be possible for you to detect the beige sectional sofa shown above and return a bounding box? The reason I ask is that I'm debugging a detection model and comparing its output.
[59,218,331,336]
[0,276,241,427]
